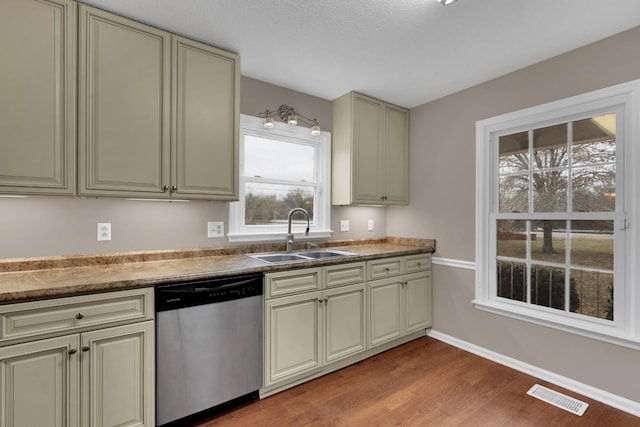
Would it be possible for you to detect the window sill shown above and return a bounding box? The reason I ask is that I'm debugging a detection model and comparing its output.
[472,299,640,351]
[227,229,333,244]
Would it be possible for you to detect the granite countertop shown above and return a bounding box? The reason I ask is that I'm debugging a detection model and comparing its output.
[0,238,435,304]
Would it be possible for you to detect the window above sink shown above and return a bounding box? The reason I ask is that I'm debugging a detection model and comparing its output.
[228,115,332,243]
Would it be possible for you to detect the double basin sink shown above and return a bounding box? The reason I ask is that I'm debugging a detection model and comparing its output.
[249,249,357,264]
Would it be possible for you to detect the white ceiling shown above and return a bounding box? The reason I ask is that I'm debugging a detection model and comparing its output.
[78,0,640,109]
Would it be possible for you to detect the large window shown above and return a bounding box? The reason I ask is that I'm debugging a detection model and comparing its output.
[228,114,331,242]
[475,80,640,348]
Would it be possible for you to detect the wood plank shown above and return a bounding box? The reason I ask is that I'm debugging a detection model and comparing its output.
[190,337,640,426]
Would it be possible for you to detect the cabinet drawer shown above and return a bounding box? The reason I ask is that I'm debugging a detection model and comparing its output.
[265,268,322,299]
[325,262,365,288]
[367,257,402,280]
[404,254,431,273]
[0,288,153,344]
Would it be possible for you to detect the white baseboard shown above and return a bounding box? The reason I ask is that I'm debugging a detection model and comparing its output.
[427,329,640,417]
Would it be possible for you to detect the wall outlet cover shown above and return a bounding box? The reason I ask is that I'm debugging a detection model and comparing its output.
[207,221,224,238]
[97,223,111,241]
[340,220,350,232]
[368,219,374,231]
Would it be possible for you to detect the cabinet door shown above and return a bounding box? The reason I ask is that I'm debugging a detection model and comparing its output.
[384,105,409,204]
[172,36,239,200]
[352,94,384,204]
[0,0,75,195]
[404,271,432,333]
[264,292,322,386]
[0,335,80,427]
[78,5,171,197]
[324,283,366,363]
[81,321,154,427]
[368,277,403,348]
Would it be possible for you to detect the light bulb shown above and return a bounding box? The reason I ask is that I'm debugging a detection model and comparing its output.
[287,114,298,126]
[263,116,274,128]
[310,124,321,136]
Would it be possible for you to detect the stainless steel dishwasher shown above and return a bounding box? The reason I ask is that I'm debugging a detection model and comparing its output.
[155,273,263,426]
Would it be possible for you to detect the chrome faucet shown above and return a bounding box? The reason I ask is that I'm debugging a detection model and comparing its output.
[286,208,310,252]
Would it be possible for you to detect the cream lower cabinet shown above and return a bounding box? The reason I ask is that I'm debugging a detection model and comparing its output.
[367,255,432,348]
[0,288,155,427]
[0,335,79,427]
[263,264,366,390]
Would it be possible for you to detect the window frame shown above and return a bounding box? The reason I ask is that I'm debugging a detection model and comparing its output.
[475,80,640,349]
[228,114,332,243]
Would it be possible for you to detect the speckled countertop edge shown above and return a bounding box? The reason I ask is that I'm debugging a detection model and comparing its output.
[0,238,435,304]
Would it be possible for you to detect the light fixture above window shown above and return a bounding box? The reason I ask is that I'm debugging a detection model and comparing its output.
[437,0,458,5]
[258,105,321,135]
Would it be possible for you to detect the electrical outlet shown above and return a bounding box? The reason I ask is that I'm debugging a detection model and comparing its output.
[368,219,374,231]
[207,221,224,238]
[340,220,350,232]
[97,223,111,241]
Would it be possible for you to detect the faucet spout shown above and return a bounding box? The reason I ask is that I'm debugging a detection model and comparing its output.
[286,208,310,252]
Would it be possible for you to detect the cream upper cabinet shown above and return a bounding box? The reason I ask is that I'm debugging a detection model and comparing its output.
[78,5,239,200]
[0,0,76,195]
[332,92,409,205]
[78,5,171,197]
[172,36,239,200]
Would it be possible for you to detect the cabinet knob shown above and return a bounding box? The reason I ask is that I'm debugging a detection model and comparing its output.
[384,267,390,272]
[171,185,177,191]
[82,346,90,352]
[75,312,84,320]
[163,185,169,192]
[68,348,77,355]
[324,298,328,303]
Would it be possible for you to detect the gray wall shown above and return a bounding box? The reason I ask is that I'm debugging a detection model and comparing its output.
[387,26,640,403]
[0,77,386,258]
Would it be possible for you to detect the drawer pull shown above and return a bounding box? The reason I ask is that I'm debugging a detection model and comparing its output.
[68,348,77,355]
[82,346,90,352]
[75,312,84,320]
[384,267,390,272]
[417,262,422,266]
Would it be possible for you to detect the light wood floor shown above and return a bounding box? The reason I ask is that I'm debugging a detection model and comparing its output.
[192,337,640,426]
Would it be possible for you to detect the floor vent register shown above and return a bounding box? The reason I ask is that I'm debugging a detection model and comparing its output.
[527,384,589,416]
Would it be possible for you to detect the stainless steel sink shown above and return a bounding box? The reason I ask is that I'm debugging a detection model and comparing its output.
[249,249,357,264]
[250,254,308,264]
[296,249,356,259]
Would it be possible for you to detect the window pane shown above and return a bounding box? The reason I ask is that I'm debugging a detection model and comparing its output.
[497,261,527,302]
[572,164,615,212]
[572,114,616,166]
[570,220,613,270]
[244,182,314,225]
[244,135,315,182]
[499,131,529,173]
[499,174,529,213]
[531,220,566,264]
[533,123,568,170]
[530,265,572,311]
[533,170,568,212]
[497,219,527,259]
[570,269,613,320]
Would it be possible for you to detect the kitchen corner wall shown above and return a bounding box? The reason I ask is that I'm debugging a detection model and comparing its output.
[387,26,640,405]
[0,77,386,259]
